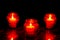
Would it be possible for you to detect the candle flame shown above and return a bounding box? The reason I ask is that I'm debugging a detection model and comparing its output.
[47,14,53,21]
[10,13,16,21]
[26,22,34,29]
[48,38,51,40]
[11,37,13,40]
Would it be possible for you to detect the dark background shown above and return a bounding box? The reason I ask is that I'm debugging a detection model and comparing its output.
[0,0,60,40]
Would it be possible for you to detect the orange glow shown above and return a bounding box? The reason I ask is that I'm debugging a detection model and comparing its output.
[7,12,19,28]
[9,13,16,21]
[44,13,57,29]
[47,14,53,21]
[26,22,34,29]
[48,38,51,40]
[24,19,39,36]
[44,13,56,22]
[11,37,13,40]
[25,20,35,35]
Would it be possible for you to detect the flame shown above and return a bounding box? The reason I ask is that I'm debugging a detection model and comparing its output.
[11,37,13,40]
[26,22,34,29]
[10,13,16,21]
[47,14,53,21]
[48,38,51,40]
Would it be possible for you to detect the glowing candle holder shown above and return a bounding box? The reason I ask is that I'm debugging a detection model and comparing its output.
[44,13,57,29]
[7,12,19,28]
[24,19,39,36]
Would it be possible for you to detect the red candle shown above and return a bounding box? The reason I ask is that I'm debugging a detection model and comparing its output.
[44,13,57,29]
[24,19,39,36]
[7,12,19,28]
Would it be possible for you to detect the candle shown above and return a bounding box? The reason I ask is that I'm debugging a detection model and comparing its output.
[24,19,39,36]
[44,13,57,29]
[7,12,19,28]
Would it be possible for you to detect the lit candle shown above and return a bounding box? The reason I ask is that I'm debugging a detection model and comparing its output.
[7,12,19,28]
[24,19,39,36]
[44,13,57,29]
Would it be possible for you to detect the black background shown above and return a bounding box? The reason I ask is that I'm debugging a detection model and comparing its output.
[0,0,60,40]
